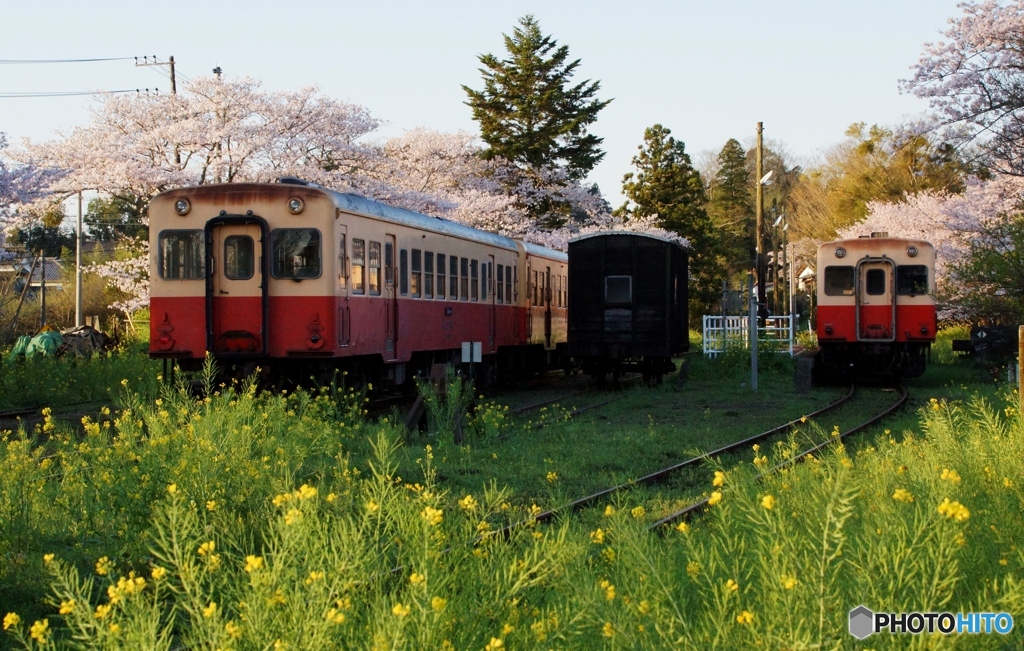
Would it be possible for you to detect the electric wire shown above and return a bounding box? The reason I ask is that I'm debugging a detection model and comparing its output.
[0,57,135,64]
[0,89,155,99]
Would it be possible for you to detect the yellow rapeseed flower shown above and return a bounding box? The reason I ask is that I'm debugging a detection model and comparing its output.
[485,638,503,650]
[151,567,167,581]
[431,596,447,612]
[94,604,111,619]
[298,484,317,500]
[725,579,739,592]
[631,506,646,519]
[58,600,75,615]
[206,500,217,511]
[713,471,725,487]
[546,471,558,483]
[676,521,690,534]
[937,498,970,522]
[1005,477,1015,488]
[198,541,215,556]
[325,608,346,624]
[602,621,614,637]
[167,483,177,495]
[458,494,478,511]
[29,619,48,643]
[686,561,700,578]
[326,492,337,502]
[203,602,217,618]
[95,556,111,576]
[284,508,302,525]
[305,571,325,584]
[3,613,20,631]
[421,506,443,526]
[225,621,242,639]
[761,495,776,510]
[892,488,914,503]
[604,505,615,516]
[502,624,514,635]
[392,603,410,617]
[244,556,264,573]
[781,574,797,590]
[736,610,754,625]
[409,572,425,586]
[590,528,606,544]
[941,468,962,484]
[708,491,723,506]
[43,553,54,565]
[600,580,616,600]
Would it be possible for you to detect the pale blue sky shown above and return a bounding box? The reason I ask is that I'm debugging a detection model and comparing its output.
[2,1,963,204]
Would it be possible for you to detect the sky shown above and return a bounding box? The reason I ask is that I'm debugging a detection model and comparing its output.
[2,0,965,206]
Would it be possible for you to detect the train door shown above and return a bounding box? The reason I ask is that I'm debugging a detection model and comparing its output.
[384,235,397,360]
[525,262,533,339]
[856,258,895,342]
[337,225,350,347]
[208,220,266,354]
[488,255,496,351]
[544,265,552,348]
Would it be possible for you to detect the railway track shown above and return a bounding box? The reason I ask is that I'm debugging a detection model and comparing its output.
[487,383,907,540]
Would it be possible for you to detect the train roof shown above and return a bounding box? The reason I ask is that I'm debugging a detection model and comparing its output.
[569,230,685,247]
[326,190,521,252]
[522,241,568,261]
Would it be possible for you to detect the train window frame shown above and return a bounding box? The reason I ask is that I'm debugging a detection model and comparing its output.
[471,260,479,301]
[223,235,255,280]
[823,265,855,296]
[338,233,347,290]
[605,275,632,305]
[351,238,365,295]
[424,252,434,299]
[437,253,446,299]
[368,241,381,296]
[460,257,469,301]
[270,228,321,280]
[399,249,408,295]
[450,255,458,298]
[384,242,394,286]
[865,268,886,296]
[896,265,929,296]
[159,229,205,280]
[512,266,517,303]
[411,249,422,298]
[482,262,489,301]
[497,264,504,303]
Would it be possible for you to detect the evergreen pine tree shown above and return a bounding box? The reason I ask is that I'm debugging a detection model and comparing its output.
[621,125,725,324]
[463,15,611,180]
[707,138,755,270]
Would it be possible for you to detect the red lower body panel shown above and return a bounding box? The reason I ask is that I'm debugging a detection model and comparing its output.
[817,304,936,343]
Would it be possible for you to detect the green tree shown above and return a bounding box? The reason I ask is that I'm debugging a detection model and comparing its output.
[85,193,148,242]
[463,15,611,180]
[620,124,724,324]
[707,139,755,270]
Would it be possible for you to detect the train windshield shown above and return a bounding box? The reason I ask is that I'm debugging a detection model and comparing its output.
[159,229,205,279]
[823,266,854,296]
[896,265,928,296]
[271,228,321,279]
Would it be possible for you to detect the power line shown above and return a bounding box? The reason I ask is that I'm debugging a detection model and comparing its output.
[0,89,157,98]
[0,57,135,64]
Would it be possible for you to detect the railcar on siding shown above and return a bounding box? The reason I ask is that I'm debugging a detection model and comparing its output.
[149,180,568,387]
[567,232,689,384]
[815,233,937,380]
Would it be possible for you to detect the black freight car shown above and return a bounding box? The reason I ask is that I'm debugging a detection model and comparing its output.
[568,232,688,384]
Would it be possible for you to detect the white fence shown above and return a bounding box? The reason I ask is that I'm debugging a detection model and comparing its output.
[702,314,795,357]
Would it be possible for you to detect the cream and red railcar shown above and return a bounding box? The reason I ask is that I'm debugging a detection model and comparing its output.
[149,180,568,386]
[815,233,936,379]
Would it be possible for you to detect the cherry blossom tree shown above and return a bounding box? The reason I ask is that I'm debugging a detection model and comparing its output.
[903,0,1024,174]
[0,132,61,246]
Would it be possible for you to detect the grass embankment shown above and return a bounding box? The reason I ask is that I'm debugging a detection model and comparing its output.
[1,331,1022,648]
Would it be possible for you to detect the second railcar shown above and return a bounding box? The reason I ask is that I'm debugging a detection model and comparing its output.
[568,232,688,383]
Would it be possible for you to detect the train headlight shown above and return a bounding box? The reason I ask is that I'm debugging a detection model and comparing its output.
[174,199,191,216]
[288,197,304,214]
[835,247,846,258]
[907,246,919,257]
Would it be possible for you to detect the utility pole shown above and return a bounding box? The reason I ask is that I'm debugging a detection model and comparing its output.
[76,191,83,327]
[755,122,767,325]
[40,249,46,329]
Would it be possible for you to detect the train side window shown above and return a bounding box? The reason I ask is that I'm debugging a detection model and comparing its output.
[823,266,855,296]
[271,228,321,279]
[865,268,886,296]
[605,275,632,305]
[159,229,205,279]
[473,260,481,301]
[411,249,422,298]
[437,253,446,299]
[532,270,538,304]
[450,255,458,298]
[497,265,504,303]
[563,274,568,305]
[384,242,394,286]
[399,249,408,295]
[224,235,254,280]
[512,266,517,303]
[351,239,365,294]
[460,257,469,301]
[338,233,347,290]
[896,265,928,296]
[368,241,381,296]
[424,252,434,299]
